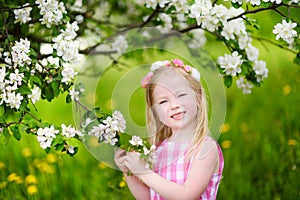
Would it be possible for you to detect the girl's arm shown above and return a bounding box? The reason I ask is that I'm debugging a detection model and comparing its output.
[114,149,150,200]
[124,140,218,200]
[123,173,150,200]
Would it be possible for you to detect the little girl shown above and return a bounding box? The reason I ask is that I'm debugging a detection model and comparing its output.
[114,59,224,200]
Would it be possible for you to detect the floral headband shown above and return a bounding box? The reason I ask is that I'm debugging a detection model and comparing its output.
[141,59,201,88]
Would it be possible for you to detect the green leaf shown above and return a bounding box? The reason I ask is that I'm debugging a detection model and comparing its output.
[30,75,42,87]
[66,138,82,147]
[19,84,32,95]
[231,2,242,8]
[51,81,60,97]
[2,127,11,144]
[45,86,54,101]
[66,94,72,103]
[224,76,233,88]
[55,143,65,151]
[293,53,300,65]
[19,99,30,112]
[11,125,21,141]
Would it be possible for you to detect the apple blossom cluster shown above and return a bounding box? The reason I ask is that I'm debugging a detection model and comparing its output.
[129,135,156,169]
[0,38,41,109]
[111,35,128,54]
[69,83,85,101]
[36,0,67,28]
[37,124,83,154]
[231,0,299,6]
[88,111,126,145]
[37,125,59,149]
[273,19,298,46]
[52,21,80,64]
[14,3,32,24]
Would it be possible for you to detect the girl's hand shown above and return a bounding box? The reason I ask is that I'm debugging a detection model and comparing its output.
[114,148,129,173]
[124,152,151,175]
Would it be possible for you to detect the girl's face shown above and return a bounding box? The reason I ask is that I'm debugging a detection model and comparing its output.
[152,72,198,132]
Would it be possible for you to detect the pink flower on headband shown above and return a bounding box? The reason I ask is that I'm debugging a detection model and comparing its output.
[141,71,154,88]
[172,59,184,67]
[141,59,201,88]
[183,65,192,73]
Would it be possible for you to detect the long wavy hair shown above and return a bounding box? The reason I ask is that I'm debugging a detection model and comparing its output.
[145,66,209,159]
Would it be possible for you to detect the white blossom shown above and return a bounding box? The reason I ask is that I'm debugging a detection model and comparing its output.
[111,35,128,54]
[221,19,246,41]
[238,33,252,50]
[88,124,107,139]
[14,3,32,24]
[36,0,67,28]
[36,125,59,149]
[5,91,23,109]
[188,29,207,49]
[218,51,243,76]
[172,0,189,14]
[9,69,24,87]
[158,13,173,30]
[253,60,269,82]
[129,136,144,146]
[273,19,297,45]
[112,111,126,133]
[246,44,259,62]
[231,0,243,4]
[246,0,261,6]
[61,124,82,138]
[145,0,170,9]
[103,133,118,145]
[263,0,282,4]
[11,38,31,67]
[61,67,77,83]
[66,145,75,154]
[236,77,253,94]
[69,87,80,101]
[150,60,170,71]
[28,86,41,104]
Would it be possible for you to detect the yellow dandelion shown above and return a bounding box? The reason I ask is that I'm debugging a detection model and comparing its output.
[46,153,57,163]
[40,162,55,174]
[25,174,38,185]
[220,123,230,133]
[98,162,107,169]
[119,181,126,188]
[27,185,38,195]
[8,173,23,184]
[0,162,6,169]
[221,140,232,149]
[288,139,297,146]
[22,148,32,158]
[282,85,291,96]
[240,122,249,133]
[0,181,7,189]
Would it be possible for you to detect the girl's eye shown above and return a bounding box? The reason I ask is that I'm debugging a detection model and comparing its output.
[178,93,186,98]
[159,100,167,105]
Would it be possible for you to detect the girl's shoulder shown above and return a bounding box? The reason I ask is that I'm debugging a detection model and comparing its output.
[197,136,222,160]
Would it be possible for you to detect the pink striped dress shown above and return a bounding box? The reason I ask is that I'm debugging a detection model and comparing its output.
[150,137,224,200]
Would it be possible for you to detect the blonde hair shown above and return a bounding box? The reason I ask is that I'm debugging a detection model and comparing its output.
[145,66,209,159]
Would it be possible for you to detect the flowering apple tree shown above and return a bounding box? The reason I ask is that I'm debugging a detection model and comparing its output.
[0,0,299,155]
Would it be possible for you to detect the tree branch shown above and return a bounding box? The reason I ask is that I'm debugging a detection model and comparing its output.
[228,3,282,21]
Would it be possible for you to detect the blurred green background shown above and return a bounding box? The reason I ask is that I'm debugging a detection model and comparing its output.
[1,10,300,200]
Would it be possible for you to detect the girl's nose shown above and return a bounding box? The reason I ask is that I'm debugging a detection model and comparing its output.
[170,99,180,110]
